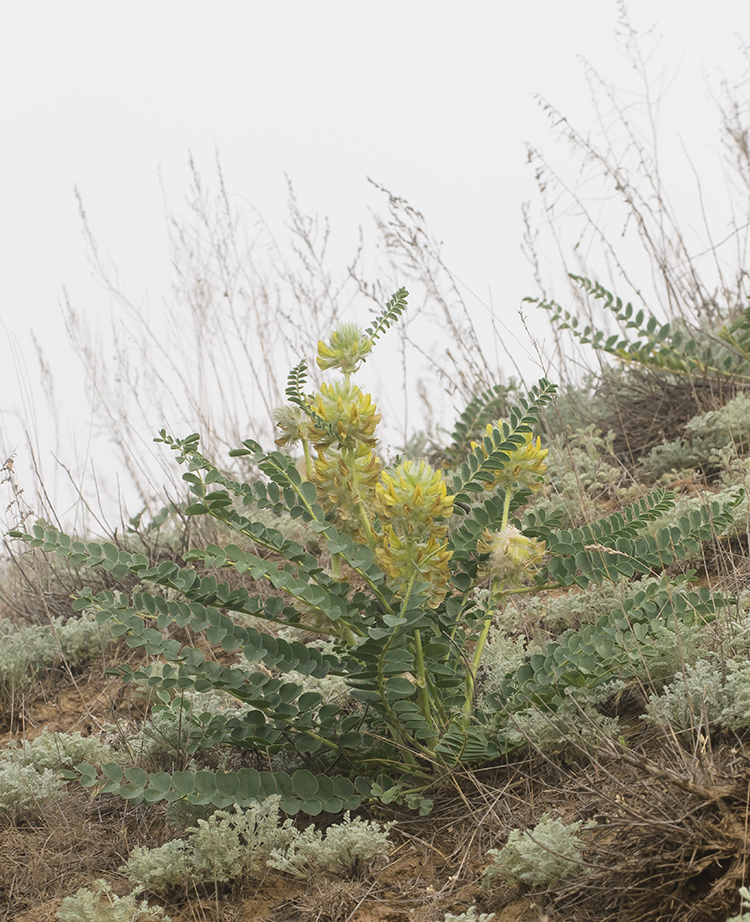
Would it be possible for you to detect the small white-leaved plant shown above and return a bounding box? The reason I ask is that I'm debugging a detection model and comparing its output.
[644,654,750,732]
[728,884,750,922]
[483,813,591,888]
[56,879,171,922]
[123,797,393,892]
[0,761,64,821]
[124,797,294,892]
[0,612,114,705]
[266,812,393,879]
[443,908,495,922]
[1,729,118,772]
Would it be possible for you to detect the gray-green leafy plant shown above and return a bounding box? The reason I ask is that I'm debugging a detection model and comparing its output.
[0,612,114,705]
[56,880,171,922]
[124,796,294,892]
[123,796,391,892]
[528,275,750,385]
[10,289,742,816]
[644,653,750,733]
[1,729,117,772]
[0,761,65,821]
[443,909,495,922]
[267,811,392,879]
[728,885,750,922]
[483,813,590,888]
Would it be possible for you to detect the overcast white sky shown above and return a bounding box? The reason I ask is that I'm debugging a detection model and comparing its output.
[1,1,749,529]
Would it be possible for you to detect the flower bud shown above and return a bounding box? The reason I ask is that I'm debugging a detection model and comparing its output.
[477,525,545,588]
[272,405,309,447]
[316,322,373,376]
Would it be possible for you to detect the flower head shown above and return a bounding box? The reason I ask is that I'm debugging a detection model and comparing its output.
[374,460,454,608]
[272,405,310,447]
[307,381,381,451]
[375,460,454,537]
[477,525,545,588]
[316,323,373,376]
[471,425,548,493]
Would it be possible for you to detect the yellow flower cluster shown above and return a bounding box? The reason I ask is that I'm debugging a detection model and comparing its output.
[374,460,454,608]
[307,381,381,451]
[316,323,373,376]
[313,443,381,544]
[476,525,545,588]
[472,424,548,493]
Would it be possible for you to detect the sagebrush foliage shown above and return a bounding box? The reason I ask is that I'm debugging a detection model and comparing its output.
[0,612,114,705]
[123,796,391,892]
[10,289,743,817]
[483,813,590,888]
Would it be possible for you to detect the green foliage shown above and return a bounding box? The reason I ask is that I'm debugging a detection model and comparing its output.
[11,289,744,817]
[483,813,590,888]
[528,275,750,384]
[364,286,409,343]
[491,579,729,714]
[442,383,515,468]
[57,880,171,922]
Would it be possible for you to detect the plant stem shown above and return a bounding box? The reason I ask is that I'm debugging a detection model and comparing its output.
[301,437,314,481]
[412,628,438,747]
[461,596,499,726]
[500,488,512,530]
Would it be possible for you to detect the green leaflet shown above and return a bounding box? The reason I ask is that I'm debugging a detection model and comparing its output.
[72,763,360,816]
[527,275,750,385]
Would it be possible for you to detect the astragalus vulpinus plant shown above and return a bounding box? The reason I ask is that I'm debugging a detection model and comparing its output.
[10,289,742,816]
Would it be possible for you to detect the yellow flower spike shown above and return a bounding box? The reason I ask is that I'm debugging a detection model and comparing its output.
[308,381,381,451]
[375,460,454,535]
[476,525,546,588]
[316,322,374,376]
[470,424,548,492]
[311,443,381,543]
[374,460,454,608]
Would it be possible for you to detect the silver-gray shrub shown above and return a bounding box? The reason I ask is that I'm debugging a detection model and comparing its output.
[0,612,114,703]
[644,653,750,732]
[443,909,495,922]
[0,761,65,820]
[528,426,626,529]
[56,880,171,922]
[266,811,393,879]
[123,796,295,892]
[124,798,393,892]
[128,687,251,766]
[1,729,117,772]
[727,885,750,922]
[644,391,750,480]
[483,813,590,888]
[497,687,622,759]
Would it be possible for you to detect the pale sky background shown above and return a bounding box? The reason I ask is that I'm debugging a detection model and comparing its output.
[1,1,749,532]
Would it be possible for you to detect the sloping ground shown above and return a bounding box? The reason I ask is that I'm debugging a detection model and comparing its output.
[4,375,750,922]
[1,621,749,922]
